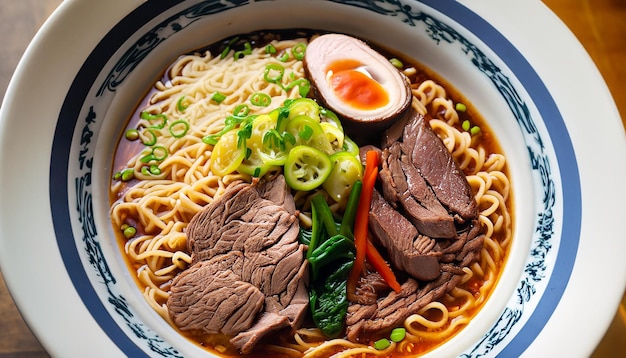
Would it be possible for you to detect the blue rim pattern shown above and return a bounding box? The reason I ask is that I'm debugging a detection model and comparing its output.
[49,1,581,357]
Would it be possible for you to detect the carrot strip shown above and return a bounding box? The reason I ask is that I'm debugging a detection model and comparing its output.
[347,150,379,298]
[366,239,401,293]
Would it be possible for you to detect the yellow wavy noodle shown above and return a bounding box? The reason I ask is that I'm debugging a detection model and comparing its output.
[110,38,513,357]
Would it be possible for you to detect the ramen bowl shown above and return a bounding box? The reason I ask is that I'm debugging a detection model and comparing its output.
[1,0,624,357]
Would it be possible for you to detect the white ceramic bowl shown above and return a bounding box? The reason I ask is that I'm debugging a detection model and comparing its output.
[1,0,624,357]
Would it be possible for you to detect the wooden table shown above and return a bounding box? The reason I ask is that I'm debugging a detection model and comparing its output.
[0,1,624,356]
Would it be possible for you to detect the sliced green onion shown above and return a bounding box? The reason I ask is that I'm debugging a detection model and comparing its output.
[140,129,159,146]
[264,63,285,83]
[211,92,226,104]
[203,134,219,145]
[374,338,391,350]
[237,122,253,149]
[299,125,314,141]
[233,104,250,118]
[169,120,190,138]
[389,58,403,68]
[455,102,467,112]
[125,128,139,141]
[390,327,406,342]
[265,44,277,54]
[278,52,289,62]
[149,164,161,175]
[140,111,168,129]
[250,92,271,107]
[283,78,311,97]
[470,125,482,136]
[140,146,168,163]
[234,42,252,59]
[292,43,306,60]
[119,168,134,182]
[176,96,188,112]
[462,120,471,131]
[220,36,240,59]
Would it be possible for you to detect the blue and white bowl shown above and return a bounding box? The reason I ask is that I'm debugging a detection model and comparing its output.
[1,0,624,357]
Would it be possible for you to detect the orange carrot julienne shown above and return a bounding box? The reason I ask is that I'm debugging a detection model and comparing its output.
[347,150,379,299]
[366,239,401,293]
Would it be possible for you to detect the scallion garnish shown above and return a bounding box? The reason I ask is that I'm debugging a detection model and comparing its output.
[292,43,306,60]
[211,92,226,104]
[140,146,168,163]
[250,92,271,107]
[265,44,277,54]
[169,120,190,138]
[176,96,188,112]
[140,111,168,129]
[389,58,403,68]
[140,129,159,146]
[264,63,285,83]
[220,36,240,59]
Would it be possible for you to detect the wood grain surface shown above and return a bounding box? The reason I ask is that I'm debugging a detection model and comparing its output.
[0,1,624,356]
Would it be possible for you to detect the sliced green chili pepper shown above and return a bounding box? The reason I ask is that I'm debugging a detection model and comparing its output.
[283,145,332,191]
[323,152,364,202]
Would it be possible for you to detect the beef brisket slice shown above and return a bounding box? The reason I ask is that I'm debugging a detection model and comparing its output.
[167,259,264,336]
[380,142,456,238]
[170,177,308,354]
[369,190,440,281]
[401,112,477,221]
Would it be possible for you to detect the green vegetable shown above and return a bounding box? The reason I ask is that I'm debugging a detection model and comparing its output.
[322,152,363,202]
[176,96,188,112]
[390,327,406,342]
[308,235,354,280]
[265,44,277,54]
[121,225,136,239]
[456,102,467,112]
[471,125,481,136]
[169,120,189,138]
[339,180,362,238]
[309,260,353,338]
[389,58,403,69]
[462,120,471,131]
[284,115,333,154]
[374,338,391,350]
[140,111,167,129]
[250,92,271,107]
[306,195,355,338]
[211,92,226,104]
[283,145,332,191]
[125,129,139,141]
[292,43,307,60]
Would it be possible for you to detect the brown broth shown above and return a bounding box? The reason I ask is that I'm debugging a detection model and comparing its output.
[109,29,513,357]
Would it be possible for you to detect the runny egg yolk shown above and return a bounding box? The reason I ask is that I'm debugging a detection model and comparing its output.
[327,59,389,110]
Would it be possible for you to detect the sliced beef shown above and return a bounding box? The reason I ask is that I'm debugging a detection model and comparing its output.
[401,112,478,221]
[368,190,440,281]
[168,258,264,336]
[168,176,307,354]
[379,142,456,238]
